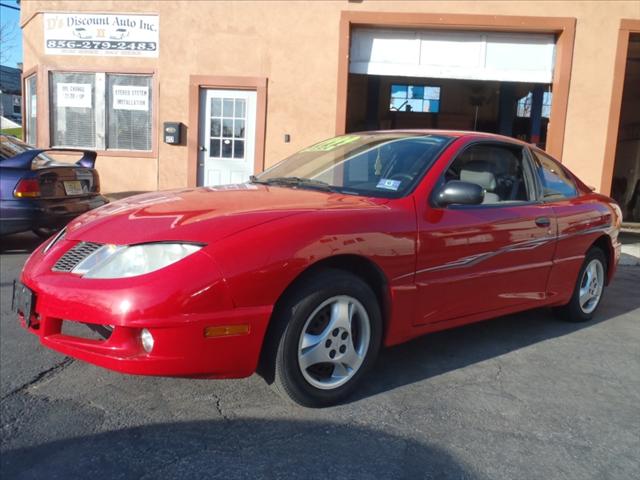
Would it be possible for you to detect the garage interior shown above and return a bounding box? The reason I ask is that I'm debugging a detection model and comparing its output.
[345,28,555,149]
[611,33,640,223]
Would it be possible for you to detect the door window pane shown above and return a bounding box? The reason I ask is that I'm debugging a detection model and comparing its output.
[210,119,221,137]
[222,98,234,117]
[106,74,152,151]
[234,140,244,158]
[222,139,232,158]
[211,98,222,117]
[50,72,96,148]
[222,119,233,137]
[234,119,244,138]
[210,139,220,157]
[235,99,245,118]
[445,144,530,204]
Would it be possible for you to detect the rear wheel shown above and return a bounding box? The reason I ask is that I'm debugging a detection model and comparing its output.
[555,248,607,322]
[270,269,382,407]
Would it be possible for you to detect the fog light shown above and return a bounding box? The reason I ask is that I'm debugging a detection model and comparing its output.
[140,328,154,353]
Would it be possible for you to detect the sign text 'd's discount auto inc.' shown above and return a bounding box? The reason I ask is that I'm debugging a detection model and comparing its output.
[44,13,159,57]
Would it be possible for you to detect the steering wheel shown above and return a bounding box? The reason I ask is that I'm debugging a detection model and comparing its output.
[388,173,413,183]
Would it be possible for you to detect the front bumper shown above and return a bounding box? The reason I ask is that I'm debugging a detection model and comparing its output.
[19,305,271,378]
[18,240,272,379]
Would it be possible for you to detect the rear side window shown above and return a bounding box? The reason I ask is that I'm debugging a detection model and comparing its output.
[531,149,578,201]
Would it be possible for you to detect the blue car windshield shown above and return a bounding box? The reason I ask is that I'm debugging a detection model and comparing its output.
[253,133,452,198]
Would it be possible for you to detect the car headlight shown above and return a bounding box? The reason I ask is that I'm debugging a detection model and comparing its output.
[72,243,203,279]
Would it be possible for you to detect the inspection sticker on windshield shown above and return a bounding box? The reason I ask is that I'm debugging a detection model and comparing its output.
[376,179,401,191]
[302,135,360,152]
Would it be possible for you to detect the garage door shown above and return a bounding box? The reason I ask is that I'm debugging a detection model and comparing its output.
[350,28,556,83]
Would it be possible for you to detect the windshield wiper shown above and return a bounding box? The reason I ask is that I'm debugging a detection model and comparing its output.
[250,176,336,192]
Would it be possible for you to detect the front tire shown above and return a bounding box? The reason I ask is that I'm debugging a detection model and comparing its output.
[270,269,382,407]
[555,248,607,322]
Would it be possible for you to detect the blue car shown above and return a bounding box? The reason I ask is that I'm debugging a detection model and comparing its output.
[0,134,108,237]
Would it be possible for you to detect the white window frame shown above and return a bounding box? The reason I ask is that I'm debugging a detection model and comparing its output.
[24,74,37,146]
[49,71,153,152]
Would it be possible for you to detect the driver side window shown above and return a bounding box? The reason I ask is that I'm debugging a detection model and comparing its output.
[445,143,532,205]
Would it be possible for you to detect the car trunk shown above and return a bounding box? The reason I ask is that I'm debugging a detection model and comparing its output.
[35,166,99,199]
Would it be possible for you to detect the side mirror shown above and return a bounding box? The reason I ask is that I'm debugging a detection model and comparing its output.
[432,180,485,207]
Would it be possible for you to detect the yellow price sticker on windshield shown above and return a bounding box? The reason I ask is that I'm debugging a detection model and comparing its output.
[302,135,361,152]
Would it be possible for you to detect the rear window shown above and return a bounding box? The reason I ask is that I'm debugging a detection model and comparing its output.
[531,149,578,201]
[0,135,59,167]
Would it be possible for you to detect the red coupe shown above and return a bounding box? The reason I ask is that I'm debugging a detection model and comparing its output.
[14,131,622,407]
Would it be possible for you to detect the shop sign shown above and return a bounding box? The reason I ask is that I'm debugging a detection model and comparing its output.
[57,83,92,108]
[112,85,149,111]
[44,13,159,57]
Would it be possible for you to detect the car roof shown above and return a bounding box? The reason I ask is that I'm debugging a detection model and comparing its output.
[361,129,533,147]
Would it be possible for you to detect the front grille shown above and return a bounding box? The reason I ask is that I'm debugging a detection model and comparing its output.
[53,242,103,272]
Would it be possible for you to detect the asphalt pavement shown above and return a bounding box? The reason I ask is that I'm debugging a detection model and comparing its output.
[1,232,639,479]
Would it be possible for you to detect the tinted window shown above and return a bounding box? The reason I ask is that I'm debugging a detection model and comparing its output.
[532,150,577,200]
[443,143,531,204]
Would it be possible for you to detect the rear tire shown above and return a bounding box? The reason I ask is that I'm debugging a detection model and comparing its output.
[555,248,607,322]
[269,269,382,407]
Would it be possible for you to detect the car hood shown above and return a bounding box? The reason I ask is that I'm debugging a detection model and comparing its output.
[65,184,388,245]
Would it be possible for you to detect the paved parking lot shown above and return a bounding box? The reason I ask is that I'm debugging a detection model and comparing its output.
[1,232,639,479]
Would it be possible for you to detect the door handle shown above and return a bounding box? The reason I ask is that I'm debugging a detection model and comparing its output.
[535,217,551,227]
[199,145,207,152]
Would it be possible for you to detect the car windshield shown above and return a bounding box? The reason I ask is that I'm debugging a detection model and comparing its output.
[253,133,452,198]
[0,135,58,168]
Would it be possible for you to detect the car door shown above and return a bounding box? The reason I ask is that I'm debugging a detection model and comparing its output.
[529,148,614,301]
[414,140,557,325]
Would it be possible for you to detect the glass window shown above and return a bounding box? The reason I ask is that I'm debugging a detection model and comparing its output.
[50,72,97,148]
[254,133,452,198]
[532,149,578,200]
[49,71,153,151]
[107,74,152,151]
[25,75,37,146]
[389,84,440,113]
[517,91,552,118]
[444,144,531,204]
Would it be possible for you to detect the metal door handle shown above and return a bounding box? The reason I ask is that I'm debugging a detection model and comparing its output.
[535,217,551,227]
[199,145,207,152]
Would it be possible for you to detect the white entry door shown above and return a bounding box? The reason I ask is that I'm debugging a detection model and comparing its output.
[198,89,257,186]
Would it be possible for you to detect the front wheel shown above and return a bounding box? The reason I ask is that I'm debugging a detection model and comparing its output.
[270,269,382,407]
[555,248,607,322]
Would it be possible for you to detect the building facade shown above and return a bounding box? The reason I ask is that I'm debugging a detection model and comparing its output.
[19,1,640,221]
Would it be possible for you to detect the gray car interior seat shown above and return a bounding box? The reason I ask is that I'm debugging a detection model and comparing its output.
[459,160,500,204]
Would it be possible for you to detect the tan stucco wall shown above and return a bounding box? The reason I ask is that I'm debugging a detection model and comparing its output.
[21,1,640,193]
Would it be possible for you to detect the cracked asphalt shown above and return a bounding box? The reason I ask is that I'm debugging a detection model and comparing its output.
[1,232,639,479]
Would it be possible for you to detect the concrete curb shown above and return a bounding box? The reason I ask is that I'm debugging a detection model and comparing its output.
[620,243,640,267]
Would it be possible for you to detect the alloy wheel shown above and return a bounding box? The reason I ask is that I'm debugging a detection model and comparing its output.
[297,295,371,390]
